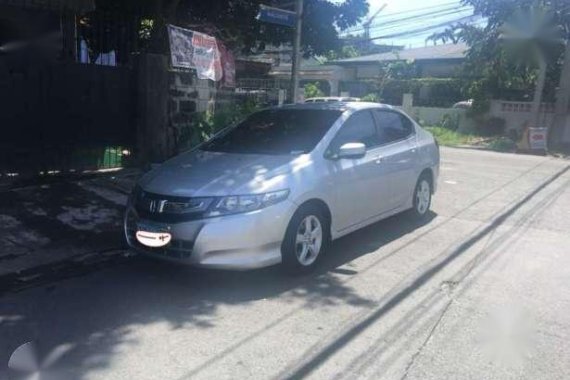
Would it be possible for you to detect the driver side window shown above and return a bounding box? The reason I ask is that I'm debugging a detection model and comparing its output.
[327,110,379,155]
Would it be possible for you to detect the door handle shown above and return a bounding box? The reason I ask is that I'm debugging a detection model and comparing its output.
[375,155,383,164]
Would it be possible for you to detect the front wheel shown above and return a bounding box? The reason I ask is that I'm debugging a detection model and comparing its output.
[410,174,432,219]
[281,205,329,273]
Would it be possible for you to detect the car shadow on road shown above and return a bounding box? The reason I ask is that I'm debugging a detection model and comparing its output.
[0,211,436,379]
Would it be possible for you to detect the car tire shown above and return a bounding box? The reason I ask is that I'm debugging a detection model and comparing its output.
[409,173,432,220]
[281,204,330,274]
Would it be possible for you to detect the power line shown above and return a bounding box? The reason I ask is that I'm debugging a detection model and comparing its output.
[341,6,472,35]
[347,14,480,43]
[342,1,468,33]
[372,1,465,18]
[373,15,479,40]
[369,8,471,30]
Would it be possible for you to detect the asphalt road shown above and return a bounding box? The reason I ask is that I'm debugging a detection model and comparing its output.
[1,147,570,380]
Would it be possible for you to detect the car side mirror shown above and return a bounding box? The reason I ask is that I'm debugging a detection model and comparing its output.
[337,142,366,159]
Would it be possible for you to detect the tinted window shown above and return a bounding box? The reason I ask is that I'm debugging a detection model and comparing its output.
[375,111,414,143]
[201,109,342,155]
[327,110,379,153]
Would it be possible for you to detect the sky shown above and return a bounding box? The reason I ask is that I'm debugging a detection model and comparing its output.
[353,0,479,48]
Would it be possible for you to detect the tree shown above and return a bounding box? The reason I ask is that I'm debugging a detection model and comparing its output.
[84,0,368,57]
[429,0,570,117]
[499,6,564,127]
[304,82,325,98]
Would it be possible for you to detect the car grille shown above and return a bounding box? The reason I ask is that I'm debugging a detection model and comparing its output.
[133,188,215,223]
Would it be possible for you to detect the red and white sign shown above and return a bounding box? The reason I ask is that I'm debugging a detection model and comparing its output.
[168,25,222,81]
[529,127,547,150]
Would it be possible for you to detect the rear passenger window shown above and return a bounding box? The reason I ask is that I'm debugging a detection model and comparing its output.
[328,110,379,153]
[375,111,414,144]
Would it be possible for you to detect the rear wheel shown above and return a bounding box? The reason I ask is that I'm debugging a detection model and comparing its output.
[282,204,329,273]
[410,173,432,219]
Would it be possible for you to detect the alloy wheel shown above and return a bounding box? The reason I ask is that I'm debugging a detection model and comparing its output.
[295,215,323,266]
[416,179,431,215]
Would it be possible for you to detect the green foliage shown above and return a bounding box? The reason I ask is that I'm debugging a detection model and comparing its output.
[486,136,517,152]
[304,82,325,99]
[325,45,359,61]
[440,113,460,131]
[373,78,464,106]
[426,125,516,152]
[424,126,476,146]
[428,0,570,111]
[361,93,379,102]
[384,61,418,79]
[177,102,259,151]
[477,116,506,136]
[91,0,368,56]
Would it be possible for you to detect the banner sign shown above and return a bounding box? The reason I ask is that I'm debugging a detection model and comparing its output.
[218,42,236,87]
[167,25,222,81]
[257,5,296,27]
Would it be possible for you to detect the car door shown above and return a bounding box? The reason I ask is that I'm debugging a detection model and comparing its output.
[326,110,391,232]
[373,109,419,209]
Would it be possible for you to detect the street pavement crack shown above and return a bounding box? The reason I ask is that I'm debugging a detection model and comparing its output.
[399,297,454,380]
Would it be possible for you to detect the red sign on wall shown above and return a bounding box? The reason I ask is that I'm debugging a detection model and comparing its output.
[167,25,222,81]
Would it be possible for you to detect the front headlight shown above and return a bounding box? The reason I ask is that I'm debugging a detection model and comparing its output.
[206,189,290,217]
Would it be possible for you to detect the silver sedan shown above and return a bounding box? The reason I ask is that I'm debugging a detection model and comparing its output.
[124,102,439,272]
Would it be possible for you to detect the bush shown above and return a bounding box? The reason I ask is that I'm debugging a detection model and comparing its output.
[486,137,517,152]
[361,93,379,102]
[440,113,460,131]
[380,78,464,107]
[176,102,259,151]
[477,117,506,137]
[304,82,324,99]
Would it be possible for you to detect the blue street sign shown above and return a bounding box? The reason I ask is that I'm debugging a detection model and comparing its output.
[257,5,296,28]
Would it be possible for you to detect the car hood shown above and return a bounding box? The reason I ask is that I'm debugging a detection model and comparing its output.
[138,150,298,197]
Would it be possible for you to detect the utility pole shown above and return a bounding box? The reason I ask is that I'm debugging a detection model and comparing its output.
[290,0,303,103]
[363,4,387,41]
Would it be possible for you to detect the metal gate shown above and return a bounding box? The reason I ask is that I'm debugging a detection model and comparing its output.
[0,61,136,177]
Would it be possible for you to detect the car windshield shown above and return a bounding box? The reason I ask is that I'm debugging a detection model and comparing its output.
[201,109,342,155]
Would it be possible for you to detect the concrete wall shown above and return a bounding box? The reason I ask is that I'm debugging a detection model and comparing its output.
[135,54,172,164]
[397,95,558,135]
[488,100,555,132]
[169,70,217,116]
[395,105,474,132]
[411,106,465,125]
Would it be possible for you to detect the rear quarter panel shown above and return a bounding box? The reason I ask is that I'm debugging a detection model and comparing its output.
[414,124,440,192]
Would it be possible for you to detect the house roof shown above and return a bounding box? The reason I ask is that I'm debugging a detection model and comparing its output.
[269,64,341,75]
[330,43,468,65]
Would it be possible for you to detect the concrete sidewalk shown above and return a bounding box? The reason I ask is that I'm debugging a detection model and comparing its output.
[0,170,140,292]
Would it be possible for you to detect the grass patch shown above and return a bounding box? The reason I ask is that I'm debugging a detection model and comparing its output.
[425,126,517,153]
[424,126,476,147]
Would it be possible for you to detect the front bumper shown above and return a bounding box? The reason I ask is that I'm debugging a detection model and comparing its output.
[124,200,296,270]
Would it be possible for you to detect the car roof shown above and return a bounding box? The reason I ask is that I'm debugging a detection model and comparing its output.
[270,102,395,112]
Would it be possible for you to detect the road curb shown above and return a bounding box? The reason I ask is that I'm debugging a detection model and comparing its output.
[0,248,133,296]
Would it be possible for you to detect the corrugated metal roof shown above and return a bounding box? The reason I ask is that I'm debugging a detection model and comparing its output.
[330,43,468,64]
